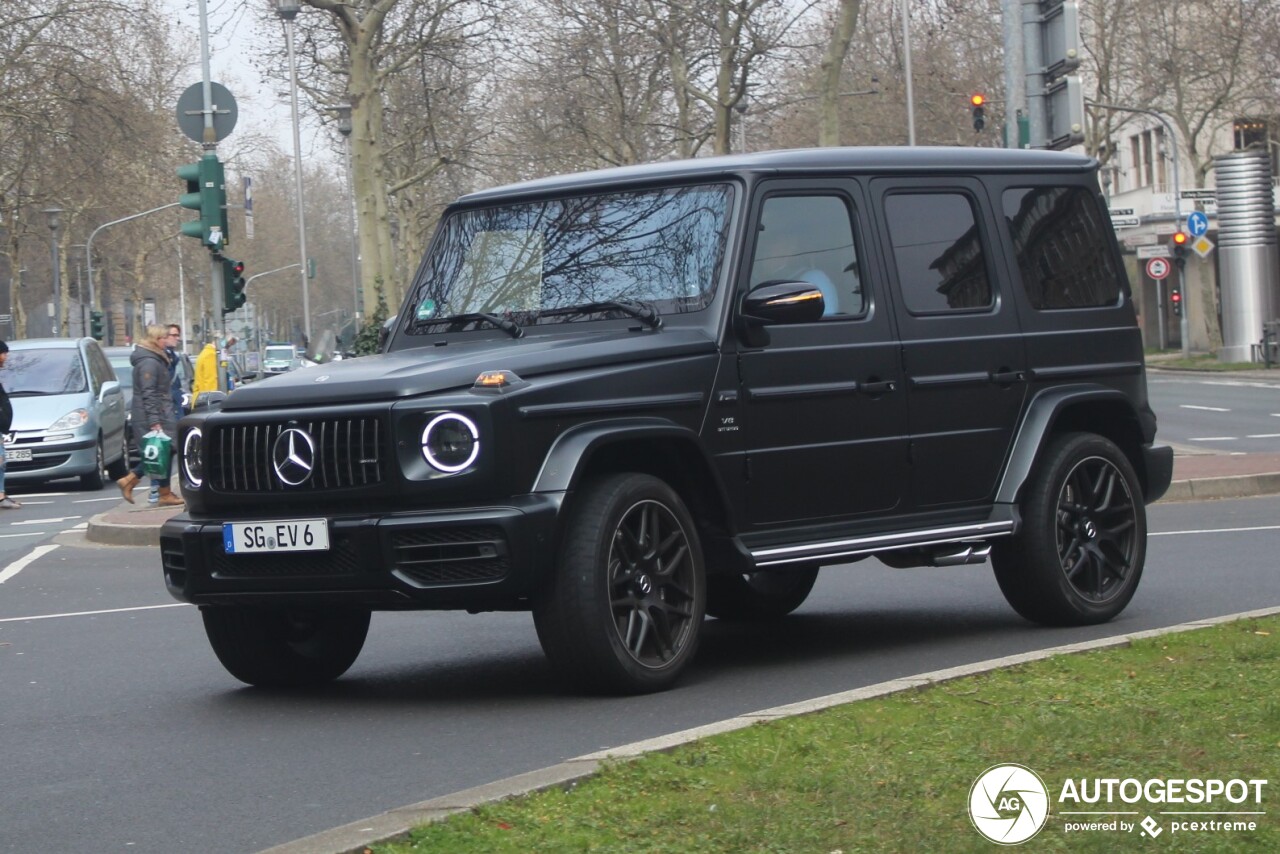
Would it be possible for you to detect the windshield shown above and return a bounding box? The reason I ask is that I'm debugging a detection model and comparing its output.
[264,347,294,361]
[404,184,734,333]
[0,348,87,395]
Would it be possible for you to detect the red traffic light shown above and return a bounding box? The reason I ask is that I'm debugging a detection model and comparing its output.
[1170,289,1182,303]
[231,259,245,275]
[970,94,985,107]
[1171,231,1189,246]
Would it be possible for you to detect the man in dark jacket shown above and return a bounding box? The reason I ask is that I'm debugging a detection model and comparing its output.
[115,325,182,506]
[0,340,18,509]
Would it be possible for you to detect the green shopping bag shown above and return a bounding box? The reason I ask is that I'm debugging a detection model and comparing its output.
[141,430,173,478]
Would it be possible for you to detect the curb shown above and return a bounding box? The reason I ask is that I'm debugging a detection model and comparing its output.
[257,605,1280,854]
[85,506,184,547]
[1159,472,1280,503]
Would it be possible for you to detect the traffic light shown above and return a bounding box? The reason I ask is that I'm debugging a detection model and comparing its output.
[1170,230,1190,268]
[1170,287,1183,317]
[89,309,104,341]
[222,257,246,314]
[176,153,228,250]
[971,94,986,132]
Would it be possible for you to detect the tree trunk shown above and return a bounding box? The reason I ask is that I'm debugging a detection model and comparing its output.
[817,0,862,147]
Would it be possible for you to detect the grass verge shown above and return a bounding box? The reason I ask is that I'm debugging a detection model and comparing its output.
[376,614,1280,853]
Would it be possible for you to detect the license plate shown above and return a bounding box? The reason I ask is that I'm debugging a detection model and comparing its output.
[223,519,329,554]
[5,448,31,462]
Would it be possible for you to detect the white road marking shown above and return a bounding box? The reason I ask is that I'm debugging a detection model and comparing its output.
[0,603,190,623]
[1151,524,1280,537]
[1180,404,1230,412]
[0,532,47,539]
[8,516,82,526]
[73,496,123,504]
[0,544,60,584]
[1188,437,1237,442]
[1246,433,1280,439]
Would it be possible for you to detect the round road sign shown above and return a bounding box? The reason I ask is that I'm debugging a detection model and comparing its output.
[1146,257,1171,280]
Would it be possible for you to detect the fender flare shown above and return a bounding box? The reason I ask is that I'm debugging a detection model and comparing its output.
[531,417,708,495]
[995,385,1136,505]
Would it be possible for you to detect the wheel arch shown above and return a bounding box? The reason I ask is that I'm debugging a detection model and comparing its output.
[997,386,1148,506]
[533,418,734,543]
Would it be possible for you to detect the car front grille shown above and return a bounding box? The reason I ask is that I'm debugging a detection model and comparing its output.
[209,417,385,492]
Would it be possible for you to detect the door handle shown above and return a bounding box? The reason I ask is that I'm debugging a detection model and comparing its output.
[989,370,1025,384]
[860,380,897,395]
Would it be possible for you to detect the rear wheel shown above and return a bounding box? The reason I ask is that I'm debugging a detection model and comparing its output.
[201,606,370,687]
[79,438,106,490]
[706,567,819,621]
[533,473,705,694]
[992,432,1146,626]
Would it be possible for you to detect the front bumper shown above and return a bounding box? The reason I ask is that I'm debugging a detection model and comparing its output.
[159,495,561,610]
[5,436,98,483]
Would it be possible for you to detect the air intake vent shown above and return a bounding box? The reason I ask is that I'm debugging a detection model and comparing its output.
[209,417,385,492]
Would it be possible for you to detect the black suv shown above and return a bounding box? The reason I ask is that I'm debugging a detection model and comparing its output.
[161,147,1172,694]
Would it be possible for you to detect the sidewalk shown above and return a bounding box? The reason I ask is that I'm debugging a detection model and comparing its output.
[84,450,1280,546]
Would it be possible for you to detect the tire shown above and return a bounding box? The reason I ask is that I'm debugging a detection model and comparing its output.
[201,606,371,687]
[706,567,819,621]
[991,432,1146,626]
[106,432,130,481]
[79,438,106,490]
[533,473,706,694]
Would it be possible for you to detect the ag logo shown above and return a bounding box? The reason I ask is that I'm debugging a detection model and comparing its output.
[968,764,1049,845]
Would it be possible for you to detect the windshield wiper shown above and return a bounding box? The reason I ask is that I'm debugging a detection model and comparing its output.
[411,312,524,339]
[538,300,663,329]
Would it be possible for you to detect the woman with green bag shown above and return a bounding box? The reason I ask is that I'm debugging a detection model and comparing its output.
[116,325,183,506]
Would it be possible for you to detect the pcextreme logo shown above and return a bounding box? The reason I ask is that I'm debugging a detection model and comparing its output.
[968,765,1269,845]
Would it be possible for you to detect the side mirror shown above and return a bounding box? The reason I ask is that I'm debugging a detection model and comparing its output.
[192,391,227,411]
[737,281,826,346]
[100,379,122,399]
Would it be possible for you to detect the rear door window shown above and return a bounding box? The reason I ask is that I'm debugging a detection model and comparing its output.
[883,192,993,313]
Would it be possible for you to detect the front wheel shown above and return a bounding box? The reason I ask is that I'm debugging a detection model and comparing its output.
[991,432,1146,626]
[201,606,370,687]
[79,438,106,490]
[533,473,705,694]
[706,567,819,621]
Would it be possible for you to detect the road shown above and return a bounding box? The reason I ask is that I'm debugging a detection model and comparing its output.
[3,491,1280,853]
[1148,371,1280,453]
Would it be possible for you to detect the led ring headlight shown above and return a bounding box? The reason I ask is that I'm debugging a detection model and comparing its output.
[421,413,479,473]
[182,427,204,487]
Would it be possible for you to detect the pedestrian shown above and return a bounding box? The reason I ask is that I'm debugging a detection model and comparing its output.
[0,340,20,510]
[192,340,218,408]
[152,323,190,504]
[115,325,183,507]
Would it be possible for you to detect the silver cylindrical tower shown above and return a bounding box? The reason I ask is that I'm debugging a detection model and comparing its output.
[1214,149,1279,362]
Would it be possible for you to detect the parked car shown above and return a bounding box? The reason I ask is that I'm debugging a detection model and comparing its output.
[1,338,130,488]
[261,344,299,376]
[164,147,1172,693]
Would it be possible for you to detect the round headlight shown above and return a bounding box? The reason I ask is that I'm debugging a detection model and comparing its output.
[421,413,479,473]
[182,427,204,487]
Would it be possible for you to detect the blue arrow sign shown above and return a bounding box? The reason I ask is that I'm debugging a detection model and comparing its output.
[1186,211,1209,237]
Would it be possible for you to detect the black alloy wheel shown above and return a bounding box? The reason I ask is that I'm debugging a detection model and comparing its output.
[534,473,705,694]
[992,432,1146,626]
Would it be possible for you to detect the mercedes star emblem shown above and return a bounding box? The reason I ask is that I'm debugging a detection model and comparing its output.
[272,428,316,486]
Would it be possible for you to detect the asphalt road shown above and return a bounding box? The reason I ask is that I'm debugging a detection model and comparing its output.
[1148,371,1280,453]
[3,493,1280,853]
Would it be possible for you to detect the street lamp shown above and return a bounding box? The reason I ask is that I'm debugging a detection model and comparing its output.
[43,206,63,336]
[333,102,361,327]
[276,0,311,345]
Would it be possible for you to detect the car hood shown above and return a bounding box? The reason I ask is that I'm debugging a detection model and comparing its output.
[223,327,719,411]
[9,392,95,431]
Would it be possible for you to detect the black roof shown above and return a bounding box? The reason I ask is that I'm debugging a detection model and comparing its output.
[459,146,1096,204]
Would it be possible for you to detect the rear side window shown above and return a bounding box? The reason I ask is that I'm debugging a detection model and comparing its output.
[1002,186,1123,309]
[883,192,993,313]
